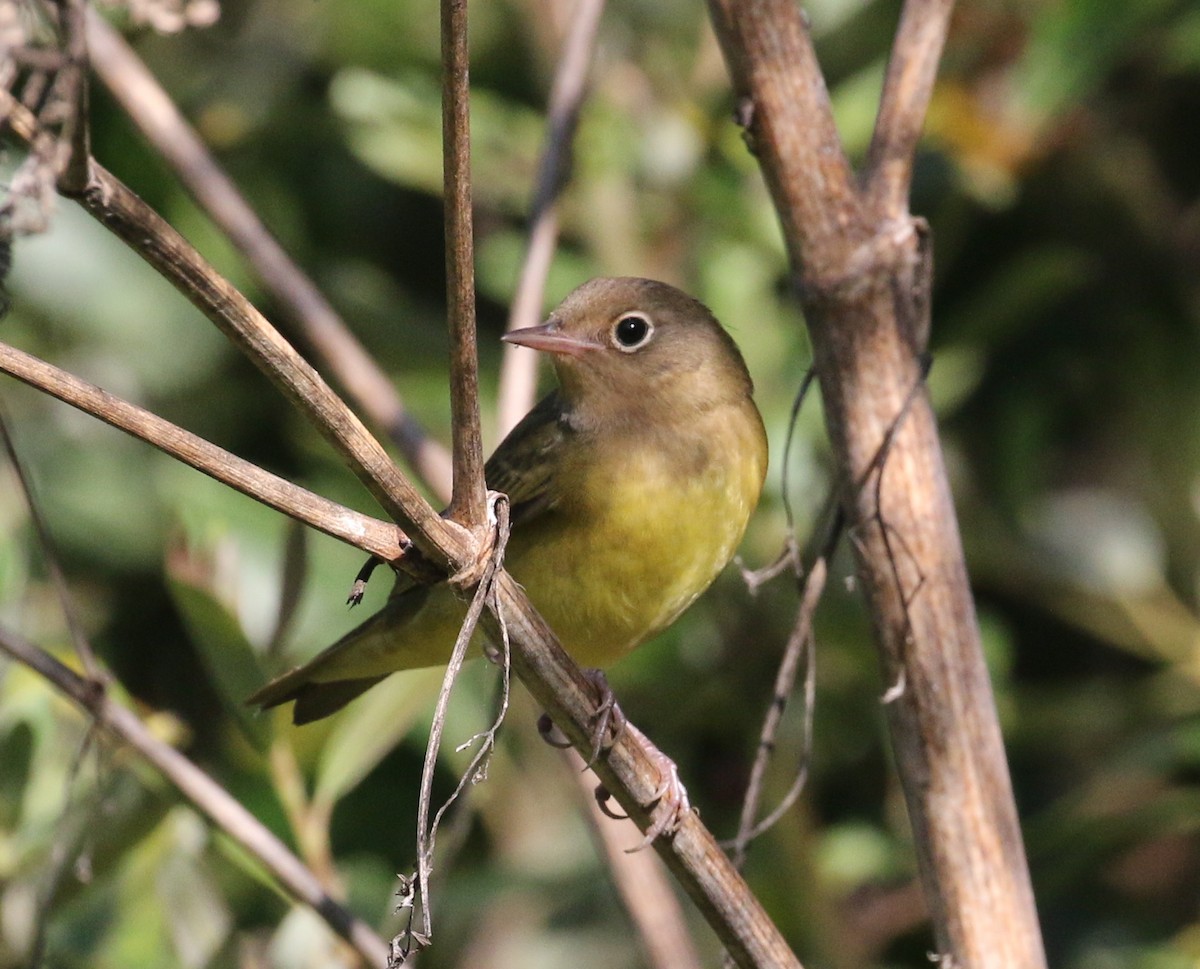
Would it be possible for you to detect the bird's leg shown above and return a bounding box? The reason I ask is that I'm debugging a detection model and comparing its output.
[535,672,691,846]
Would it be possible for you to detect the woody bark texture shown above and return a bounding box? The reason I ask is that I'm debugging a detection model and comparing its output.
[706,1,1047,966]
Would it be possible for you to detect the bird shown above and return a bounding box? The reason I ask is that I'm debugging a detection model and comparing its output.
[248,277,768,725]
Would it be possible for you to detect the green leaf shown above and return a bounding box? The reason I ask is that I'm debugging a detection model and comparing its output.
[166,572,270,751]
[313,668,441,807]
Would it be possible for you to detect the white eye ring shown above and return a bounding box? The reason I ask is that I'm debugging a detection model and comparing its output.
[611,313,654,351]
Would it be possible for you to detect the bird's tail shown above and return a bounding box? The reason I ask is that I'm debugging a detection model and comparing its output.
[246,580,455,725]
[247,671,387,724]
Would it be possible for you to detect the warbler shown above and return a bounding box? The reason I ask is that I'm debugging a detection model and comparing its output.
[249,277,768,724]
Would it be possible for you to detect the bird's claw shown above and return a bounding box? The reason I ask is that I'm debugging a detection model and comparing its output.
[534,671,690,849]
[536,670,628,764]
[591,723,693,851]
[536,712,573,748]
[625,722,692,851]
[582,668,627,767]
[594,784,627,821]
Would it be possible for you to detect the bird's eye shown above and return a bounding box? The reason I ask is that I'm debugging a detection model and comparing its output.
[612,314,653,351]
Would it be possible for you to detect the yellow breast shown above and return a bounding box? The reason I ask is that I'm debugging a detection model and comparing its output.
[505,399,767,667]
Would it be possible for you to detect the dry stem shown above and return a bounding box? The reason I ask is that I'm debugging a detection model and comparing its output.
[0,340,404,560]
[84,8,454,501]
[0,626,390,969]
[707,0,1045,965]
[440,0,487,529]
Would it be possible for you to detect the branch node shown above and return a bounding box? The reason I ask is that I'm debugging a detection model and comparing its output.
[446,492,507,594]
[733,95,759,155]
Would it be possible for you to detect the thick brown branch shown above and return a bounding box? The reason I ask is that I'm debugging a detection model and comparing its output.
[0,341,405,560]
[864,0,956,220]
[707,1,1046,966]
[0,625,390,969]
[441,0,486,528]
[84,10,453,503]
[706,0,865,279]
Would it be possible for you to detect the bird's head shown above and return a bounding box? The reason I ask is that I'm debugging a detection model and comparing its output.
[502,277,754,428]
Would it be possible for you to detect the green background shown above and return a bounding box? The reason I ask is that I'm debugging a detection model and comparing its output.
[3,0,1200,966]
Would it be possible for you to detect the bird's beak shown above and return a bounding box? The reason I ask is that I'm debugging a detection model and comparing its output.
[502,320,603,358]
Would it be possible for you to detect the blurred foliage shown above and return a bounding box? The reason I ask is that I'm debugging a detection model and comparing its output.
[2,0,1200,966]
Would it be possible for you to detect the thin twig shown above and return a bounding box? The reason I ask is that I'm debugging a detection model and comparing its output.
[441,0,486,529]
[730,484,845,866]
[83,10,453,503]
[738,368,816,593]
[496,0,606,436]
[405,496,510,960]
[0,340,405,561]
[729,369,826,863]
[863,0,956,221]
[0,624,390,969]
[729,523,837,862]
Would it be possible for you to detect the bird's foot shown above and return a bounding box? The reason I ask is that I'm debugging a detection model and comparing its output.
[593,721,692,851]
[534,671,688,847]
[535,668,627,764]
[581,668,627,765]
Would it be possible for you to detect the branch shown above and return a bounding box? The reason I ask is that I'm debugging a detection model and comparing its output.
[864,0,956,221]
[705,0,865,278]
[441,0,486,529]
[0,341,404,561]
[0,625,390,969]
[496,0,606,435]
[84,9,453,504]
[729,552,824,868]
[707,1,1046,966]
[485,573,802,969]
